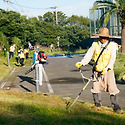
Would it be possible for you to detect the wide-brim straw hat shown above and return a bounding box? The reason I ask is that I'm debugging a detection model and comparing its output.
[93,27,112,38]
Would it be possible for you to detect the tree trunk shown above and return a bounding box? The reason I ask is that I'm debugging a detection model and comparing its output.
[121,24,125,54]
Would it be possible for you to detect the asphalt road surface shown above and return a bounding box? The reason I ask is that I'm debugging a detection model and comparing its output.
[1,56,125,110]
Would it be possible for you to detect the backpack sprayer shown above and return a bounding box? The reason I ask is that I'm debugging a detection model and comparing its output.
[25,63,36,75]
[66,68,93,110]
[25,51,47,75]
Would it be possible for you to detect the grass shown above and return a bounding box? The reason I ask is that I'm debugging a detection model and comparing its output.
[0,56,13,81]
[0,55,32,81]
[0,48,125,124]
[0,90,124,125]
[114,53,125,81]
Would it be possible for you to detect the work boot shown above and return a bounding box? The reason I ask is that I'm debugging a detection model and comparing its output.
[93,93,102,107]
[115,109,123,114]
[95,102,102,107]
[110,95,123,114]
[113,104,123,114]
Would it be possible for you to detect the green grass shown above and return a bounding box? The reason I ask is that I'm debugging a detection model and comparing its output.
[37,46,86,56]
[0,90,124,125]
[0,55,32,81]
[0,49,125,124]
[0,56,13,81]
[114,53,125,81]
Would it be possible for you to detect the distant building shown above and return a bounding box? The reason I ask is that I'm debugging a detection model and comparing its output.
[89,0,122,39]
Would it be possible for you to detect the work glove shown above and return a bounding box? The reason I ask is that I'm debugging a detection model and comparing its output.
[76,62,83,69]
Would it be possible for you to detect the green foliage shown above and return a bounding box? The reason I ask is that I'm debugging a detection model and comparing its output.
[114,53,125,81]
[43,12,54,23]
[91,0,125,54]
[0,31,8,50]
[0,8,90,50]
[91,0,125,26]
[12,37,21,50]
[67,15,90,27]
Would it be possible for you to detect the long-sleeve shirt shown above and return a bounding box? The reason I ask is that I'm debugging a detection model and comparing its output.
[81,40,116,69]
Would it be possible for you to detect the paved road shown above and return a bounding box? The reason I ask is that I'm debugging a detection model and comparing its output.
[1,56,125,109]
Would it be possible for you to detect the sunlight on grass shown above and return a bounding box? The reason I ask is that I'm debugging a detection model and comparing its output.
[0,49,125,124]
[0,90,124,125]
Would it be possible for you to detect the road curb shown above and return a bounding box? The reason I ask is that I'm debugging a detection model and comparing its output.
[0,67,15,85]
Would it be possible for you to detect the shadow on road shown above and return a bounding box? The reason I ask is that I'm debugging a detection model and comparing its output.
[71,69,91,72]
[49,77,88,84]
[20,85,32,92]
[18,75,36,86]
[18,75,36,92]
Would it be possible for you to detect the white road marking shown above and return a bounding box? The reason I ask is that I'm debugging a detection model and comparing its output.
[42,65,54,94]
[0,68,15,89]
[47,83,54,94]
[10,68,15,75]
[1,82,6,88]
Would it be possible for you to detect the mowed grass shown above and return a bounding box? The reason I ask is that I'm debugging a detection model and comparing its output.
[0,56,14,81]
[0,90,125,125]
[0,50,125,124]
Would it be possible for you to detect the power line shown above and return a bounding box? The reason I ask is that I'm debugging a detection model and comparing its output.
[8,0,53,10]
[49,6,58,24]
[14,0,34,16]
[3,0,48,17]
[3,0,58,22]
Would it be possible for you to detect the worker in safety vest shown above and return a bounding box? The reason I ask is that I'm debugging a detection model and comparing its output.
[50,43,54,53]
[18,49,25,67]
[76,27,123,114]
[9,44,16,58]
[23,48,29,59]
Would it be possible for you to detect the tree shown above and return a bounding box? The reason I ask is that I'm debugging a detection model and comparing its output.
[67,15,80,26]
[53,11,68,26]
[0,8,90,50]
[12,36,21,52]
[43,12,54,23]
[0,32,8,49]
[64,25,82,49]
[67,15,90,27]
[91,0,125,54]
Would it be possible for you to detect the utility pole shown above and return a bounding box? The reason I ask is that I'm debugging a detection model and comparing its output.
[7,0,9,11]
[50,6,58,24]
[55,6,58,24]
[54,0,58,24]
[3,0,9,11]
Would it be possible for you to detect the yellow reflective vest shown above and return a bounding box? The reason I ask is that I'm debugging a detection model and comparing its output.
[93,41,113,72]
[10,46,15,52]
[19,52,25,58]
[24,49,29,54]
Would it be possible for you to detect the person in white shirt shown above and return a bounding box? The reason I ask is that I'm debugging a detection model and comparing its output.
[76,27,123,114]
[9,44,15,58]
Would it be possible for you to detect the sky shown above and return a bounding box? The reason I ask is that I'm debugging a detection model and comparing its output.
[1,0,95,18]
